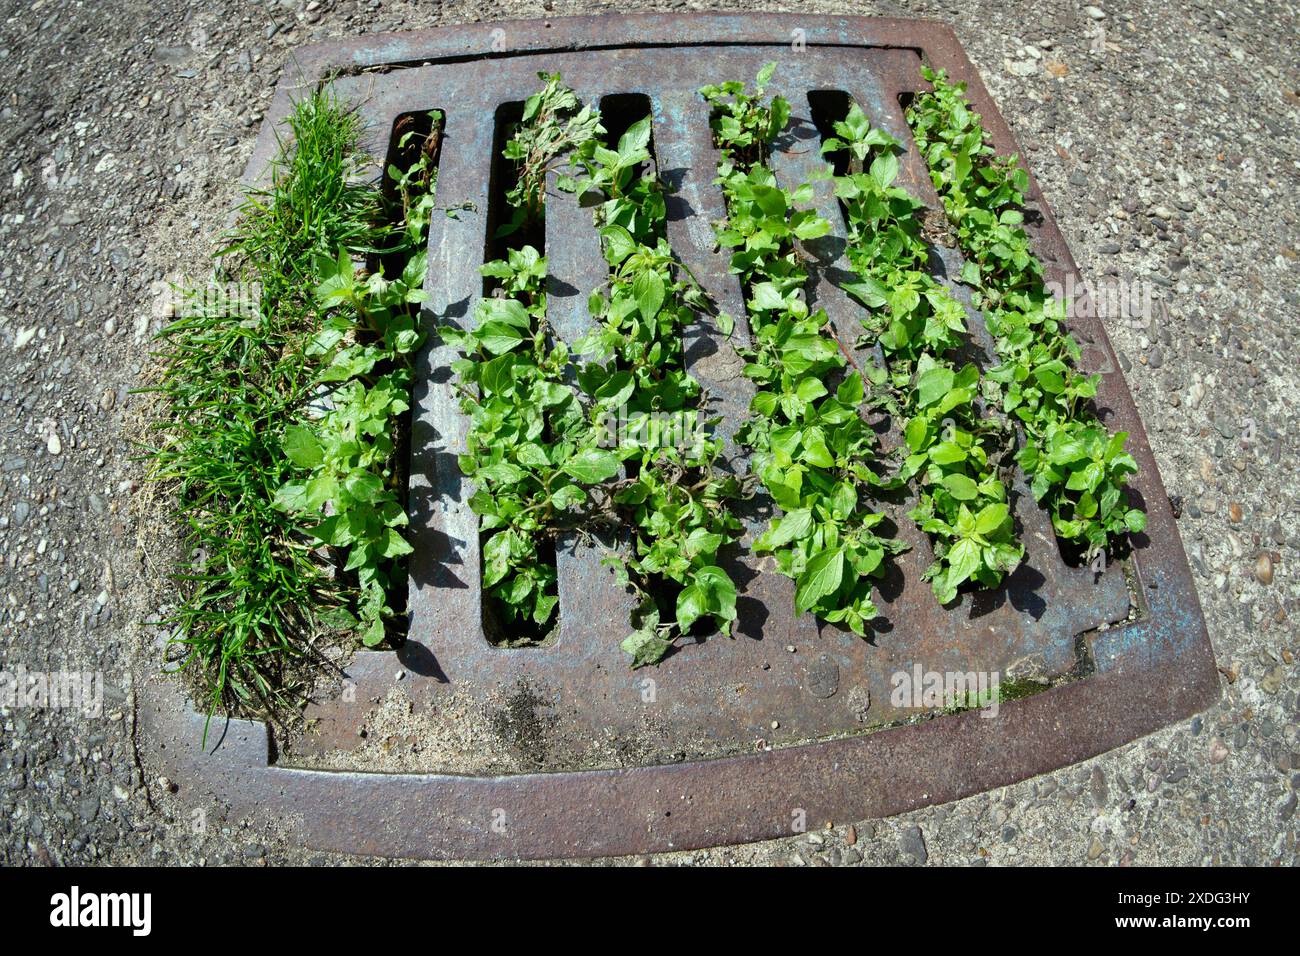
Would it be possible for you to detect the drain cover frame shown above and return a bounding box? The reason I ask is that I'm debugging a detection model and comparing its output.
[140,13,1218,861]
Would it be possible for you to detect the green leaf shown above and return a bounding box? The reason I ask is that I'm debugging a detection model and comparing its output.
[480,353,516,395]
[842,277,888,308]
[361,617,386,647]
[478,297,531,328]
[751,184,787,219]
[974,502,1010,535]
[796,376,828,402]
[633,269,666,320]
[830,481,858,520]
[273,481,309,514]
[380,528,413,558]
[869,152,899,189]
[684,528,725,558]
[618,115,653,161]
[905,415,929,453]
[676,583,707,631]
[476,322,525,355]
[800,427,835,468]
[795,546,845,613]
[282,425,323,469]
[836,372,864,405]
[622,628,672,669]
[928,441,966,465]
[550,483,587,510]
[945,537,981,590]
[751,282,786,311]
[793,215,832,240]
[478,461,527,484]
[595,369,635,407]
[916,365,955,408]
[600,224,636,265]
[1034,367,1066,394]
[314,246,355,306]
[757,507,813,550]
[696,565,737,624]
[943,473,980,500]
[562,447,620,484]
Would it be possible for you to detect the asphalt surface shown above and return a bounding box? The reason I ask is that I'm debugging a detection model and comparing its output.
[0,0,1297,865]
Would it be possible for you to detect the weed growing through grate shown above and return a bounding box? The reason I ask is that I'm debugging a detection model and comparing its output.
[906,68,1144,564]
[446,239,617,640]
[446,78,748,664]
[143,91,438,735]
[500,73,602,236]
[272,109,441,648]
[817,101,1024,605]
[444,77,620,643]
[702,65,907,636]
[565,103,748,667]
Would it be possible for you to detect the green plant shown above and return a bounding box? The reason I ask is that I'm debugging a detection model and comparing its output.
[822,103,1022,603]
[442,243,620,636]
[500,72,603,234]
[702,65,906,635]
[272,243,427,646]
[441,81,619,640]
[269,107,443,649]
[907,68,1144,562]
[143,89,393,730]
[447,80,747,664]
[388,110,444,248]
[566,114,746,666]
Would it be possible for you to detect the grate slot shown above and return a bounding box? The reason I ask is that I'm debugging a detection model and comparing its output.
[482,101,544,270]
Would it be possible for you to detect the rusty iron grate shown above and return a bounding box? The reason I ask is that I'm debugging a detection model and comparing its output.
[140,13,1218,861]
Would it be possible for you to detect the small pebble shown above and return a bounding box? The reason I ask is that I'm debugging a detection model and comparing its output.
[900,825,928,865]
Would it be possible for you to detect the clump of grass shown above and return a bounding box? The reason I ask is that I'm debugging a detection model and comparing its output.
[142,89,388,734]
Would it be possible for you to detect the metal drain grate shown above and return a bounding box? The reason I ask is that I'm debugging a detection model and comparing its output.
[141,14,1218,860]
